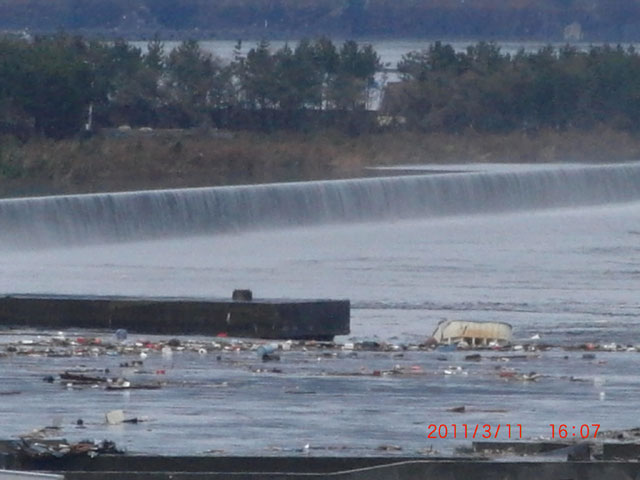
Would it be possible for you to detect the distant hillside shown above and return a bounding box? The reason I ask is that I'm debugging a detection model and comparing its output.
[2,0,640,41]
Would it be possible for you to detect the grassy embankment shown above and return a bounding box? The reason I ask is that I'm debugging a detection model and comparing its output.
[1,126,640,198]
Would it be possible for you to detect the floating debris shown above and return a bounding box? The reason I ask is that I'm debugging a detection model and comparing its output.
[105,379,162,390]
[12,438,123,460]
[114,329,128,342]
[105,410,142,425]
[59,372,107,384]
[4,328,639,362]
[432,320,512,348]
[105,410,125,426]
[377,444,403,452]
[498,369,541,382]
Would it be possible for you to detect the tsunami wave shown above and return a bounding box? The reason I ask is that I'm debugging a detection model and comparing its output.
[1,162,640,247]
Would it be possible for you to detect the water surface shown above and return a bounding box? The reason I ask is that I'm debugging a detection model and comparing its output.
[1,162,639,455]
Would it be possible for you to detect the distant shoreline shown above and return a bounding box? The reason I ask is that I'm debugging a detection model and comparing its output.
[1,30,613,44]
[7,29,640,47]
[3,0,640,42]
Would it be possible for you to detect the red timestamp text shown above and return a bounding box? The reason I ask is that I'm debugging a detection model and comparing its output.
[549,424,600,439]
[427,424,523,440]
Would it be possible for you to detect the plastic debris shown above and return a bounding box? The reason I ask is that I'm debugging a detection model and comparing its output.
[4,330,631,362]
[377,444,402,452]
[256,343,280,361]
[262,353,280,362]
[106,410,141,425]
[256,344,276,356]
[106,410,125,425]
[12,438,123,460]
[432,320,513,347]
[443,366,466,375]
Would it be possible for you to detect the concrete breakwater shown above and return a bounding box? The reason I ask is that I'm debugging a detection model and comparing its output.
[0,293,349,340]
[3,162,640,248]
[5,452,640,480]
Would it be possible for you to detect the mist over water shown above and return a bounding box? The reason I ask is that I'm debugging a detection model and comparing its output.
[1,161,640,248]
[1,162,639,344]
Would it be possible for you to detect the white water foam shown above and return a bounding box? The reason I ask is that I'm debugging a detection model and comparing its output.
[1,161,640,248]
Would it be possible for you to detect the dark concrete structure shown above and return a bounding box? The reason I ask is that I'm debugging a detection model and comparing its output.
[472,441,575,455]
[5,440,640,479]
[5,454,640,480]
[602,443,640,460]
[0,293,349,340]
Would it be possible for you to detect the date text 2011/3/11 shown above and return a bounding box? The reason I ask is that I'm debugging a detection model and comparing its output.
[427,424,523,439]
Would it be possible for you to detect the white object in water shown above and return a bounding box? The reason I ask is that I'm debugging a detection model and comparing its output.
[106,409,125,425]
[432,320,512,347]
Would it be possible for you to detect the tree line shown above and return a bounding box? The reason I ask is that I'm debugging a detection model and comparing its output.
[386,41,640,133]
[4,35,640,139]
[0,34,379,138]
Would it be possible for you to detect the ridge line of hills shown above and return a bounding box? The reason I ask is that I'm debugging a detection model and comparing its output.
[2,0,640,41]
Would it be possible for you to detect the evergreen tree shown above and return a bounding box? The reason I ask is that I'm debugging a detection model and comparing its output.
[166,39,230,124]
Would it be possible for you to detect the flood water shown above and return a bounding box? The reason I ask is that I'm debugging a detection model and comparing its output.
[1,162,640,456]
